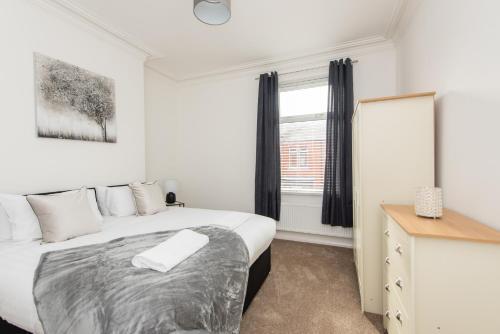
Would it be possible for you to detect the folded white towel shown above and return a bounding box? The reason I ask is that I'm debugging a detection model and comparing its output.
[131,229,209,273]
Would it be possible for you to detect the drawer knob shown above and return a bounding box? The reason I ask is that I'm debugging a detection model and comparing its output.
[384,229,390,237]
[384,283,390,292]
[395,244,403,255]
[385,311,390,319]
[385,257,391,265]
[395,310,403,324]
[395,278,404,289]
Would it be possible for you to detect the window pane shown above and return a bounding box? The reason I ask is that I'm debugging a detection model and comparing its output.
[280,85,328,117]
[280,84,327,193]
[280,120,325,193]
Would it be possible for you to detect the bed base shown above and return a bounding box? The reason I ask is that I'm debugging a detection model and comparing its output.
[0,319,29,333]
[244,245,271,312]
[0,245,271,333]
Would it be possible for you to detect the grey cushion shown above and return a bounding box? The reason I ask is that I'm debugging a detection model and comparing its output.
[27,188,101,243]
[129,182,165,216]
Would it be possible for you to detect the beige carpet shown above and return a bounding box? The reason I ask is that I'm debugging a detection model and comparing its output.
[240,239,384,334]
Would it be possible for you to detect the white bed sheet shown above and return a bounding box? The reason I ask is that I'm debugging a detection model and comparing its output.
[0,207,276,334]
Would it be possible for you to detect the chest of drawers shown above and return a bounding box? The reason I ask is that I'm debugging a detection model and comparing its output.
[382,205,500,334]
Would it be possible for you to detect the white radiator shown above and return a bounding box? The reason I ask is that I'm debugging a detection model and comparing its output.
[278,202,352,238]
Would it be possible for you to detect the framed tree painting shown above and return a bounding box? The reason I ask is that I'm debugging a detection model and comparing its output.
[34,53,116,143]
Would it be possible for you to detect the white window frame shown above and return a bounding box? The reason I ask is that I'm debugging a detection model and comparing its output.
[288,146,308,169]
[279,81,328,196]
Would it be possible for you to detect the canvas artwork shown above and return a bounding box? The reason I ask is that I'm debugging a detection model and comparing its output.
[34,53,116,143]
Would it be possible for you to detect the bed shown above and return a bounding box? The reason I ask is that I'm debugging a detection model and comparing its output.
[0,205,275,333]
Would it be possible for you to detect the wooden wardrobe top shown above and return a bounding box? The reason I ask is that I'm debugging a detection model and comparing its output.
[358,91,436,104]
[381,204,500,244]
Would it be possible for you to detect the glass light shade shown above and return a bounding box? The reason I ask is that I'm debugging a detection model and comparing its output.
[194,0,231,25]
[163,179,178,194]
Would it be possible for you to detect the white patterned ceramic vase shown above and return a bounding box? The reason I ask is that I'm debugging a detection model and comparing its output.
[415,187,443,218]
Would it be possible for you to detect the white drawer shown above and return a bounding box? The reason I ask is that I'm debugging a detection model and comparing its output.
[383,278,391,329]
[387,236,411,278]
[387,216,410,247]
[388,294,412,334]
[385,311,401,334]
[387,264,411,316]
[382,214,390,258]
[387,218,412,278]
[384,215,412,316]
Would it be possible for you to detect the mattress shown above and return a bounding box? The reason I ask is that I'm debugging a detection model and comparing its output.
[0,207,276,334]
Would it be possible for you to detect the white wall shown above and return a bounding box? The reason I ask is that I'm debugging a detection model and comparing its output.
[396,0,500,229]
[0,0,146,194]
[147,42,397,214]
[176,74,259,212]
[144,68,178,182]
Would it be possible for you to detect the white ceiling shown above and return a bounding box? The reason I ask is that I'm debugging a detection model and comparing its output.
[62,0,404,80]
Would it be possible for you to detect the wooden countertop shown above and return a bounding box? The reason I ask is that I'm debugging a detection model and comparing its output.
[358,91,436,104]
[381,204,500,244]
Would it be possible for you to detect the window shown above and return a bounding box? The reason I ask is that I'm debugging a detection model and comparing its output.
[288,146,308,169]
[280,83,327,194]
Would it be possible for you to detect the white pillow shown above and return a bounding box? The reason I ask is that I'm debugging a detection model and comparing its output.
[95,186,110,216]
[0,205,12,240]
[0,194,42,241]
[27,189,101,243]
[87,190,103,222]
[64,189,102,222]
[96,186,137,217]
[129,182,165,216]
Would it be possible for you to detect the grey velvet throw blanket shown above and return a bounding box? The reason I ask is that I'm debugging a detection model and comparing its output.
[33,226,249,334]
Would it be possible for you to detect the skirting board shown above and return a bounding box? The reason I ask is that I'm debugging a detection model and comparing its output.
[275,230,353,248]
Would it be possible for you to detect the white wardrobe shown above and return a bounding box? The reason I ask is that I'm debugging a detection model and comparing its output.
[352,92,435,314]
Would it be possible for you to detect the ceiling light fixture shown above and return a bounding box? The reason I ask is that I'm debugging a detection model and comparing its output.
[193,0,231,25]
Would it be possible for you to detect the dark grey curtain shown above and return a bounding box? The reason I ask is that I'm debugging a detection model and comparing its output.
[321,59,354,227]
[255,72,281,221]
